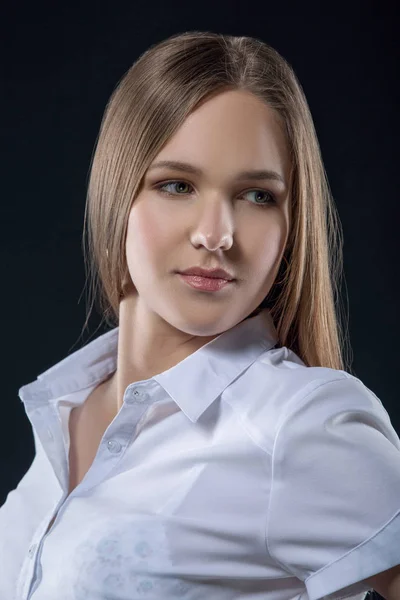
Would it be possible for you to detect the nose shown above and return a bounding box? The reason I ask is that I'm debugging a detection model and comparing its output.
[190,197,234,252]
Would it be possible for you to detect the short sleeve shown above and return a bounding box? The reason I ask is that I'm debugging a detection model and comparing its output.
[266,376,400,600]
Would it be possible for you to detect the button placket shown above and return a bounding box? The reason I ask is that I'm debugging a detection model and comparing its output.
[106,439,122,454]
[125,388,150,404]
[103,386,151,458]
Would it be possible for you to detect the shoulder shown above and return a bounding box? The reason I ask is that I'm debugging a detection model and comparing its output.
[224,345,390,454]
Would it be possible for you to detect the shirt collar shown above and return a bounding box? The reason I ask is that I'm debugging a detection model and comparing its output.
[19,309,279,423]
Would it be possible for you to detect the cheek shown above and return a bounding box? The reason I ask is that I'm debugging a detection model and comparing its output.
[245,218,288,276]
[126,203,173,264]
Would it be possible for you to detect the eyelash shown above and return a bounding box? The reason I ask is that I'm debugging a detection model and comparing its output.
[153,180,277,207]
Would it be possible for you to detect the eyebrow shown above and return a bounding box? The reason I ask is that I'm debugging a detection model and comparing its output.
[147,160,285,186]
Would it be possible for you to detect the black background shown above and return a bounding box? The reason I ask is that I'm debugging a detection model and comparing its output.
[1,9,399,589]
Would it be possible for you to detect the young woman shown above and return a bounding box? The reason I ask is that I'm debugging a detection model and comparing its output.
[1,31,399,600]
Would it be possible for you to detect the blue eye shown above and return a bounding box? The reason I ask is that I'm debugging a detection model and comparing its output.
[154,180,277,207]
[243,189,277,206]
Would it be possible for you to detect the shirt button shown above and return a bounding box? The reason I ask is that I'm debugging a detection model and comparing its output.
[126,389,150,404]
[28,543,37,558]
[106,439,122,454]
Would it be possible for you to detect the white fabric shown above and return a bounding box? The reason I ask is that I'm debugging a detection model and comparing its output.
[1,308,399,600]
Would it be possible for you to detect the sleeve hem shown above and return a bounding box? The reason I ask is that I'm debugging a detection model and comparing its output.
[305,509,400,600]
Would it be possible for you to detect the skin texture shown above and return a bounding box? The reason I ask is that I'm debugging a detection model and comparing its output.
[104,89,292,413]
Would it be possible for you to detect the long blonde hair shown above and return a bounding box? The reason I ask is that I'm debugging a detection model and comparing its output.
[81,31,352,372]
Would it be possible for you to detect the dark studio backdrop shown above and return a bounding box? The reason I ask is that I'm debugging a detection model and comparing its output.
[1,0,399,544]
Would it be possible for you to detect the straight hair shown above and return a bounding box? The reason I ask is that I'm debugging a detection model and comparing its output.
[82,31,352,372]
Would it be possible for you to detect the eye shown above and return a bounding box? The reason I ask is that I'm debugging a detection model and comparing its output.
[240,189,277,207]
[154,180,277,207]
[155,181,193,195]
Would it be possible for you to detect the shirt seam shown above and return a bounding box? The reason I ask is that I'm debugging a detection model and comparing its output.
[305,507,400,583]
[264,376,352,576]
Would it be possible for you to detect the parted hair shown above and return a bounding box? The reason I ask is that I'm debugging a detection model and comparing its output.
[82,31,351,372]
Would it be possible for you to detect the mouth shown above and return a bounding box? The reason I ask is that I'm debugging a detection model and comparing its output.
[177,268,235,281]
[177,273,234,292]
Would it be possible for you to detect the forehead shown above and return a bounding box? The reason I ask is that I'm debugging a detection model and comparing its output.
[153,90,291,183]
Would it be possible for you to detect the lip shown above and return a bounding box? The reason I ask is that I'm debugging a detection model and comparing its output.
[178,273,233,292]
[177,267,235,281]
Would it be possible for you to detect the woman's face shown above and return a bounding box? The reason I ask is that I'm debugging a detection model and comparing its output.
[124,89,291,337]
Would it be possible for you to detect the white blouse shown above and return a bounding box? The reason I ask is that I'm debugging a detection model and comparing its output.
[1,308,399,600]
